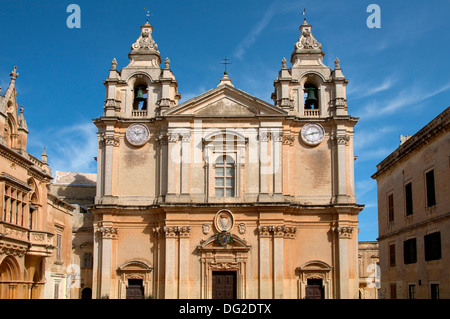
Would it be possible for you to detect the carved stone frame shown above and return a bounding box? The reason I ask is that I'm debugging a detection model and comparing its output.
[117,260,153,299]
[296,260,333,299]
[197,235,250,299]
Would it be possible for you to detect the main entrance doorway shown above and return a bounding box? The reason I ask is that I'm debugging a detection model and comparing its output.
[212,271,236,299]
[126,279,144,299]
[305,279,324,299]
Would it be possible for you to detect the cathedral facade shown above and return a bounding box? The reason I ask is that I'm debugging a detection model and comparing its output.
[91,19,363,299]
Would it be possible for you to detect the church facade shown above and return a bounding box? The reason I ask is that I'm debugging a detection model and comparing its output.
[91,19,363,299]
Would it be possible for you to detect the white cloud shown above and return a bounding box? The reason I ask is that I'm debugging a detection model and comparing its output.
[357,81,450,119]
[347,76,395,100]
[233,2,278,60]
[43,122,97,174]
[354,125,398,152]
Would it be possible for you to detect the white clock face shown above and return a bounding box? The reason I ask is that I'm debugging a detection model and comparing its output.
[126,124,150,146]
[301,123,325,146]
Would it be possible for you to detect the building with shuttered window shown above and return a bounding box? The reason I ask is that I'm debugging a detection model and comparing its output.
[372,107,449,299]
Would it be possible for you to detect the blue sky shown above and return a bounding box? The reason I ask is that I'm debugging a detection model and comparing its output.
[1,0,449,241]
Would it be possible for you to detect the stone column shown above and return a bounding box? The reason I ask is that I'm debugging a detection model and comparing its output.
[167,132,180,195]
[335,226,353,299]
[157,133,168,200]
[96,133,104,198]
[97,224,118,298]
[332,129,349,204]
[163,226,177,298]
[259,129,270,199]
[258,225,271,298]
[180,132,191,195]
[272,131,283,196]
[273,226,285,298]
[178,226,191,298]
[101,132,119,196]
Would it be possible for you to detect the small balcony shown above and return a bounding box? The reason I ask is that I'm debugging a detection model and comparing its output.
[131,110,148,117]
[304,109,320,117]
[27,230,54,257]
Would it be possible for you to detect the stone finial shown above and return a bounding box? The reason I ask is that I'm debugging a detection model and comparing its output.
[111,58,117,70]
[41,146,48,163]
[9,66,19,81]
[295,20,322,50]
[164,57,170,69]
[334,57,340,69]
[217,73,234,88]
[131,22,158,52]
[281,57,287,69]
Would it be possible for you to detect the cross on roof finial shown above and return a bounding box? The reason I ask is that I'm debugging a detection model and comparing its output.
[221,57,231,75]
[9,66,19,81]
[144,7,150,22]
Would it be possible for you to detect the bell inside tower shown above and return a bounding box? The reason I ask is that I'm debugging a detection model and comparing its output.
[133,85,148,110]
[304,84,318,110]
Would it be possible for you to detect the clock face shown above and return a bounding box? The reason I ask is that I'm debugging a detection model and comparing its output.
[301,123,325,146]
[126,123,150,146]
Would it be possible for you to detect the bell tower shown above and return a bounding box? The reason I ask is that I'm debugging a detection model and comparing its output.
[272,19,358,206]
[272,19,349,118]
[93,20,180,205]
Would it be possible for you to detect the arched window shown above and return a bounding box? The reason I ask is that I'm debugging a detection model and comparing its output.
[215,155,235,197]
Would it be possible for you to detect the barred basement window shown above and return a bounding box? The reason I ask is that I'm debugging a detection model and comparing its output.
[430,284,440,299]
[408,284,416,299]
[390,283,397,299]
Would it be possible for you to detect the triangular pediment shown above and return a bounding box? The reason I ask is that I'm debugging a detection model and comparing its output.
[165,85,286,117]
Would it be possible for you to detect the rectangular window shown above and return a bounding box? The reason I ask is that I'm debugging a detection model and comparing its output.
[54,283,59,299]
[56,234,62,262]
[408,284,416,299]
[403,238,417,264]
[430,284,439,299]
[388,193,394,222]
[405,182,413,216]
[83,252,93,268]
[424,232,441,261]
[389,243,396,266]
[425,170,436,207]
[390,283,397,299]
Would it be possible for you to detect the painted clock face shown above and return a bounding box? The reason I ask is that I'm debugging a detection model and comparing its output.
[301,123,325,146]
[126,123,150,146]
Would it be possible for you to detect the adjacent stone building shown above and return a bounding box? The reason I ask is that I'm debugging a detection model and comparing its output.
[50,171,96,299]
[358,241,379,299]
[372,107,449,299]
[91,19,364,299]
[0,68,75,299]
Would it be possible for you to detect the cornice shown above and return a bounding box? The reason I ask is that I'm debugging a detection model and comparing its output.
[372,107,449,179]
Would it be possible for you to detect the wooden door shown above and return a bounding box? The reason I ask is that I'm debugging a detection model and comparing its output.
[126,279,144,299]
[212,271,236,299]
[305,279,324,299]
